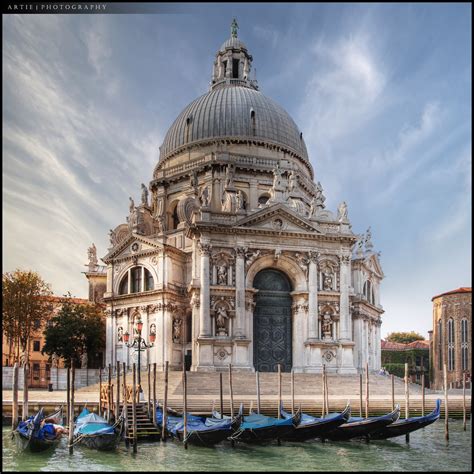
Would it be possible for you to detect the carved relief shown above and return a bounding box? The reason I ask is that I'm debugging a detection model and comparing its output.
[172,318,183,343]
[214,347,231,361]
[322,350,336,362]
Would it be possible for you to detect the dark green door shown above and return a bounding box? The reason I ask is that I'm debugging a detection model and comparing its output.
[253,269,292,372]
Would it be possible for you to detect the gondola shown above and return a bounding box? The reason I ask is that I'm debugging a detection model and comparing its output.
[369,399,441,440]
[156,404,243,447]
[73,407,124,451]
[13,407,64,453]
[280,403,351,441]
[224,406,301,444]
[323,405,400,441]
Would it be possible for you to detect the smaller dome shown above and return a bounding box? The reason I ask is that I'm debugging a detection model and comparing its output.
[219,37,248,52]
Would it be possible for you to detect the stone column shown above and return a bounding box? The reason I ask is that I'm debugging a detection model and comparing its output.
[249,178,258,210]
[308,251,319,339]
[235,247,246,338]
[105,310,113,366]
[198,241,212,337]
[339,255,352,340]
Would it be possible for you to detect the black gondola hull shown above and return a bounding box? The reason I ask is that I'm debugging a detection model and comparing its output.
[325,417,395,441]
[369,418,437,440]
[233,424,295,443]
[282,417,348,442]
[74,433,122,451]
[13,431,60,453]
[175,427,233,446]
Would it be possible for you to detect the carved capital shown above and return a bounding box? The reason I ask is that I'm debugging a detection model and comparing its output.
[198,241,213,256]
[235,246,247,258]
[339,254,351,265]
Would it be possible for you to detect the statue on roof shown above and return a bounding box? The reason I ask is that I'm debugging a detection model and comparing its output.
[231,18,239,38]
[141,183,149,207]
[364,226,374,251]
[87,243,98,267]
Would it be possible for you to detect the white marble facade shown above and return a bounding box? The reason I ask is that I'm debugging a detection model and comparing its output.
[99,24,384,374]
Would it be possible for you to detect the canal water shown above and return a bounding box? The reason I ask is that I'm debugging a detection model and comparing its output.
[2,421,471,472]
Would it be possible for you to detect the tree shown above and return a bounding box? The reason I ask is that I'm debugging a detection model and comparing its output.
[2,269,53,365]
[42,294,105,368]
[386,331,425,344]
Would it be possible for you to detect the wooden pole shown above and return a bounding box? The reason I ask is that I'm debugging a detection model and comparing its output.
[123,362,129,447]
[147,363,151,420]
[365,362,369,419]
[277,364,282,419]
[463,372,466,431]
[66,367,70,427]
[12,363,19,430]
[219,373,224,418]
[116,361,121,423]
[68,363,75,454]
[162,361,169,441]
[228,363,234,418]
[22,363,29,421]
[107,364,112,422]
[421,372,425,417]
[152,363,157,427]
[322,365,326,417]
[256,371,261,415]
[98,366,102,417]
[326,370,330,413]
[183,363,188,450]
[359,372,363,417]
[391,374,395,411]
[291,369,295,416]
[132,363,137,453]
[444,363,449,441]
[405,362,410,442]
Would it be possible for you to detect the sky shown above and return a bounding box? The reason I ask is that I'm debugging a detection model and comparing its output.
[3,3,471,339]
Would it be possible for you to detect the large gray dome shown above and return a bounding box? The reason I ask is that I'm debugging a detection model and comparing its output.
[159,86,309,162]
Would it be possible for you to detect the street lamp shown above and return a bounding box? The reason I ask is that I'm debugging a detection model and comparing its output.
[123,316,155,395]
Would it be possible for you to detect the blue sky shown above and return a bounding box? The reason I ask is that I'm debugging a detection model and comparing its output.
[3,3,471,338]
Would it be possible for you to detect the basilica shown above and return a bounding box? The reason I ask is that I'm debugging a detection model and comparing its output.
[86,22,384,374]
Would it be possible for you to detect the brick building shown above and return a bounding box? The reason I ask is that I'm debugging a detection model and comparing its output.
[429,287,471,389]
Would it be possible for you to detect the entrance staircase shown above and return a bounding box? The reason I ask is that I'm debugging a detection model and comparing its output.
[123,403,161,442]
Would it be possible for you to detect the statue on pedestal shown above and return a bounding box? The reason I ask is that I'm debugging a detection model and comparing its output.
[322,312,333,340]
[216,307,229,336]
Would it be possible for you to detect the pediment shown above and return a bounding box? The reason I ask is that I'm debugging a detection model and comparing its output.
[234,203,324,234]
[102,233,163,263]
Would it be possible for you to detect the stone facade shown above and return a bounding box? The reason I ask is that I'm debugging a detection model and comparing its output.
[430,287,471,389]
[93,24,384,374]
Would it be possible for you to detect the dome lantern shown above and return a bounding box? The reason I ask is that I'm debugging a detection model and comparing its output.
[211,19,257,91]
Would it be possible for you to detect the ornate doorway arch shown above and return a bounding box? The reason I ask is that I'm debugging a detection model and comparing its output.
[253,268,292,372]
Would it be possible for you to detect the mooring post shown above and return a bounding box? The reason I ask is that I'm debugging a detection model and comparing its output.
[12,363,19,431]
[147,363,151,420]
[322,364,326,417]
[107,364,112,422]
[359,372,363,417]
[229,363,234,418]
[183,362,188,450]
[391,374,395,411]
[325,368,329,414]
[22,363,29,421]
[162,361,169,441]
[132,363,137,453]
[152,363,157,427]
[116,361,121,423]
[256,371,261,415]
[291,369,295,416]
[219,373,224,418]
[98,366,102,417]
[123,362,129,448]
[463,372,466,431]
[444,363,449,441]
[421,372,425,417]
[66,366,70,427]
[278,363,282,419]
[365,362,369,419]
[68,363,75,454]
[405,362,410,442]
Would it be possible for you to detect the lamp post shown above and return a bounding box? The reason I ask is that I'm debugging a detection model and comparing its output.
[123,316,155,395]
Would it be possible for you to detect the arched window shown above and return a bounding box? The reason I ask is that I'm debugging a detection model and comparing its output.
[119,273,129,295]
[258,194,269,207]
[118,266,154,295]
[461,319,469,371]
[363,280,374,304]
[172,204,179,230]
[438,319,443,371]
[447,318,455,371]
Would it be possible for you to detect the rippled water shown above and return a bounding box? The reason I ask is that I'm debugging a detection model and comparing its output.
[2,421,471,472]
